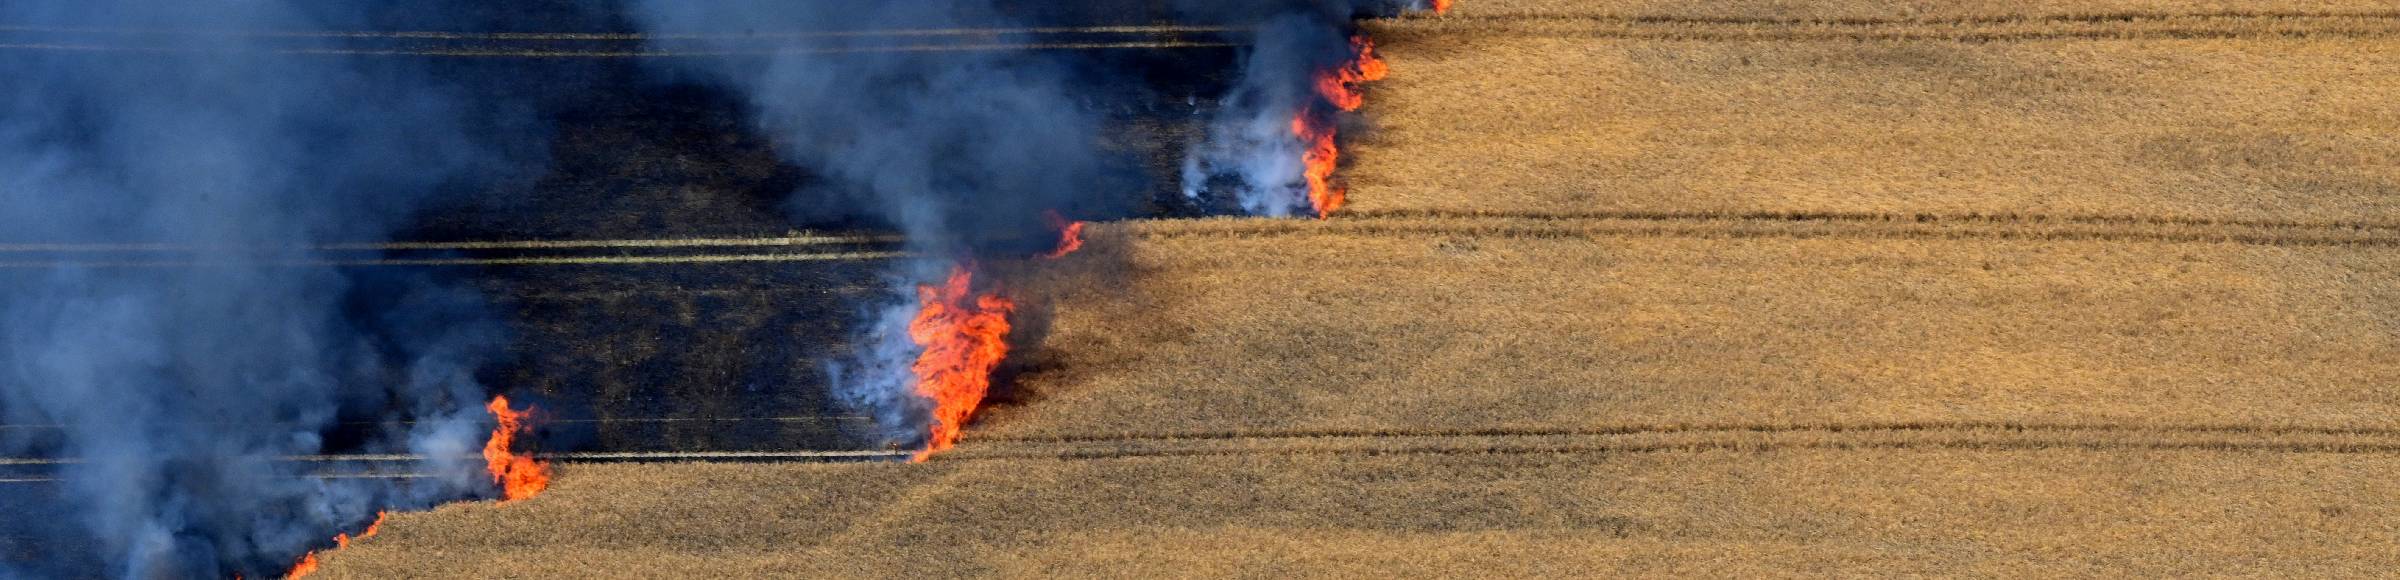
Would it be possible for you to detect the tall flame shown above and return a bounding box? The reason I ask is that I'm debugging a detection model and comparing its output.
[1291,35,1388,219]
[1040,210,1086,259]
[483,395,551,502]
[907,264,1016,461]
[1291,114,1345,219]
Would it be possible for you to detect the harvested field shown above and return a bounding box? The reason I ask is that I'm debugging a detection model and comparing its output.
[319,450,2400,577]
[315,0,2400,576]
[1442,0,2400,21]
[1350,33,2400,221]
[978,229,2400,436]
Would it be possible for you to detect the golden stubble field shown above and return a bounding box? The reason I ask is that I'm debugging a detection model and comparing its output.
[322,1,2400,576]
[1355,7,2400,220]
[324,449,2400,577]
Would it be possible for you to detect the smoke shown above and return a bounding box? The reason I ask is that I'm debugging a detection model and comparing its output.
[624,1,1137,449]
[0,1,543,576]
[1180,14,1357,217]
[1175,0,1414,217]
[621,1,1417,450]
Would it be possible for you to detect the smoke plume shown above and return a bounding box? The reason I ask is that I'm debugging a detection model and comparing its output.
[624,0,1136,450]
[0,1,544,576]
[624,0,1416,451]
[1177,0,1416,218]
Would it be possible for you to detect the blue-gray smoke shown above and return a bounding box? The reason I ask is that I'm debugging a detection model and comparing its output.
[0,2,545,576]
[1177,1,1423,217]
[625,0,1126,449]
[622,0,1416,449]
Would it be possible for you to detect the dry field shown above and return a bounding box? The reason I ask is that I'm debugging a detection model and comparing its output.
[322,450,2400,577]
[323,0,2400,576]
[1355,9,2400,221]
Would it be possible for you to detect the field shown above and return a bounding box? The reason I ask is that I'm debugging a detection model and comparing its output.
[320,0,2400,576]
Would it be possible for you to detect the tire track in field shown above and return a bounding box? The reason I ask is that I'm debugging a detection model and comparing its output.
[939,421,2400,462]
[1372,16,2400,44]
[973,420,2400,444]
[0,23,1244,57]
[1428,9,2400,27]
[0,40,1238,58]
[0,232,913,268]
[1378,12,2400,43]
[1348,208,2400,233]
[1132,210,2400,249]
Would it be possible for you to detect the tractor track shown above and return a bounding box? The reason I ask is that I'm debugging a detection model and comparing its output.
[15,206,2394,268]
[1378,12,2400,43]
[7,10,2395,58]
[1134,209,2400,249]
[1422,9,2400,27]
[937,421,2400,462]
[10,420,2393,481]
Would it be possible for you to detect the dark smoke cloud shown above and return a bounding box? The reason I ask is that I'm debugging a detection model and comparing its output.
[0,1,545,576]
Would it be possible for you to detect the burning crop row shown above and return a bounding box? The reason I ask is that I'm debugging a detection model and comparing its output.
[628,1,1438,462]
[1182,4,1428,219]
[270,396,548,579]
[879,4,1427,458]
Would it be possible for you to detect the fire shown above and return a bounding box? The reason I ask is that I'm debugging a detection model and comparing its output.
[1312,36,1389,112]
[1430,0,1453,14]
[282,511,386,579]
[1040,210,1086,259]
[483,395,551,502]
[1291,114,1345,219]
[334,511,386,549]
[285,553,320,579]
[1288,34,1388,219]
[907,264,1016,461]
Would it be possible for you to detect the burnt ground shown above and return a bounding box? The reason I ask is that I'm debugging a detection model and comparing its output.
[0,8,1244,459]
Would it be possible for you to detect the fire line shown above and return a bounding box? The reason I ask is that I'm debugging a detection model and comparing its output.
[907,265,1017,461]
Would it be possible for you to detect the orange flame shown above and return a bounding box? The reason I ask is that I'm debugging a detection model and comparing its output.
[1289,35,1387,219]
[483,395,551,502]
[907,265,1016,461]
[283,511,385,579]
[333,511,385,549]
[1039,210,1086,259]
[1430,0,1453,14]
[1291,114,1345,219]
[285,553,320,579]
[1312,36,1388,112]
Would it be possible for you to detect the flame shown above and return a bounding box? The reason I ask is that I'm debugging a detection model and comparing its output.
[1288,35,1387,219]
[283,511,384,579]
[285,553,320,579]
[1312,36,1388,113]
[1291,114,1345,219]
[1040,210,1085,259]
[483,395,551,502]
[907,264,1016,461]
[1430,0,1453,14]
[333,511,385,549]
